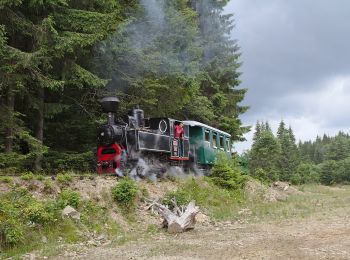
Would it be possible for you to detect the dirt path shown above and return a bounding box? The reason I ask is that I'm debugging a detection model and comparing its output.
[55,204,350,260]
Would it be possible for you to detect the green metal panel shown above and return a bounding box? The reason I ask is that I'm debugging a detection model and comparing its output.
[188,124,232,166]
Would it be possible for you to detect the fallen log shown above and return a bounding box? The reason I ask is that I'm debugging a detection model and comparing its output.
[147,199,200,234]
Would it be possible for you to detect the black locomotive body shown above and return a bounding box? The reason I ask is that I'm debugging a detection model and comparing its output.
[97,97,190,175]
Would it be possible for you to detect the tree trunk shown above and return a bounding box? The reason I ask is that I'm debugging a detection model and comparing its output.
[34,88,44,171]
[4,90,14,153]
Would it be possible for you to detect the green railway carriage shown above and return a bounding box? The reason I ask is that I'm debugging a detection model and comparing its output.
[183,121,232,166]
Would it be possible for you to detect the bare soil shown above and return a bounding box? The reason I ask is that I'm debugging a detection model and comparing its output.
[54,185,350,260]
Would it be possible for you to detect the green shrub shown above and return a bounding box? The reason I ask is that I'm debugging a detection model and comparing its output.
[291,163,320,185]
[58,189,81,209]
[162,190,191,209]
[0,176,13,183]
[42,151,94,173]
[43,179,54,193]
[56,172,73,184]
[21,172,35,181]
[35,175,45,181]
[111,178,138,208]
[0,219,24,246]
[0,153,27,173]
[23,202,54,225]
[320,160,337,185]
[211,153,247,190]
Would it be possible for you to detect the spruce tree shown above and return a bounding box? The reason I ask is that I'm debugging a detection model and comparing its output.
[250,121,281,182]
[0,1,134,170]
[276,121,300,181]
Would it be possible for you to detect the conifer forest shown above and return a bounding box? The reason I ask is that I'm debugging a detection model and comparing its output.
[1,1,350,259]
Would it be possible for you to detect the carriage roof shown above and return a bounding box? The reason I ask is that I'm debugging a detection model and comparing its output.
[183,120,231,137]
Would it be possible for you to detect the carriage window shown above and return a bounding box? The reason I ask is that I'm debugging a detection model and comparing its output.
[219,136,224,149]
[102,148,116,154]
[205,130,210,142]
[226,139,230,152]
[212,132,217,148]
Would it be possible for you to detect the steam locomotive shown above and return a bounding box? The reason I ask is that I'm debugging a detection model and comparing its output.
[96,97,232,176]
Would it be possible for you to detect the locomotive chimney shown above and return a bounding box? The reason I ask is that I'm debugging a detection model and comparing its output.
[101,97,120,125]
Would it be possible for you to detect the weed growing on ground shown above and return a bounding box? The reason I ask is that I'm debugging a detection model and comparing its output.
[20,172,35,181]
[163,177,244,220]
[0,176,13,183]
[57,189,81,209]
[111,178,138,210]
[56,172,73,185]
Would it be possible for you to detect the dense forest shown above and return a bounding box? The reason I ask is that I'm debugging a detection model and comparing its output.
[0,0,248,173]
[245,121,350,185]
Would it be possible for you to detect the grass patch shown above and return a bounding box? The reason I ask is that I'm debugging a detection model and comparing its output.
[163,177,244,220]
[20,172,35,181]
[56,172,73,185]
[0,185,123,259]
[0,176,13,183]
[111,178,138,211]
[243,185,350,222]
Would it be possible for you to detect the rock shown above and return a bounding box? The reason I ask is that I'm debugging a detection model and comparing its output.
[196,212,211,224]
[62,206,81,220]
[86,240,99,247]
[42,236,48,244]
[96,234,105,241]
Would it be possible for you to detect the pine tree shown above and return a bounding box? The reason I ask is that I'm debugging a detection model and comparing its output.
[252,121,261,142]
[193,0,249,140]
[0,0,134,170]
[276,121,300,181]
[250,121,281,182]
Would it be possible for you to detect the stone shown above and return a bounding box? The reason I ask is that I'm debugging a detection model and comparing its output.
[42,236,48,244]
[62,206,81,220]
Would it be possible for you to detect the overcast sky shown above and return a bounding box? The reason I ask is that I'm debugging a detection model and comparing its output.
[224,0,350,152]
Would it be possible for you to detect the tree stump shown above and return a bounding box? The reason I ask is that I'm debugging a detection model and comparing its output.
[148,199,200,234]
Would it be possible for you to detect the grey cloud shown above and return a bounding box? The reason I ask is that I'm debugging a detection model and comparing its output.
[224,0,350,150]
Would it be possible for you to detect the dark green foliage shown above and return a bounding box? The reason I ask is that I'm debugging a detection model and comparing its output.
[320,160,338,185]
[249,122,281,182]
[276,122,300,181]
[210,153,247,190]
[299,132,350,164]
[0,0,247,173]
[111,178,138,208]
[290,163,320,185]
[297,131,350,185]
[0,0,136,171]
[42,151,94,173]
